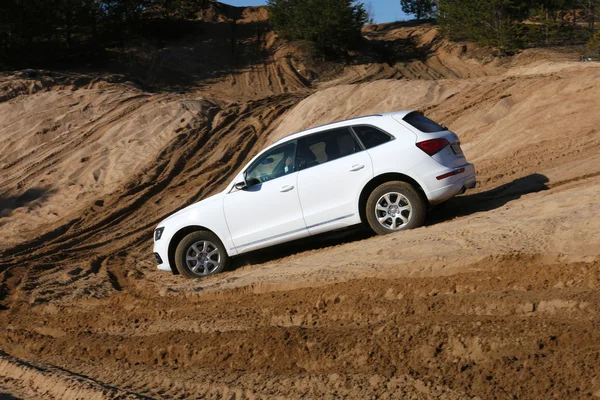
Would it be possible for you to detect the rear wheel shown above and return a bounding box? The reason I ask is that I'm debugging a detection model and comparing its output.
[365,181,426,235]
[174,231,229,278]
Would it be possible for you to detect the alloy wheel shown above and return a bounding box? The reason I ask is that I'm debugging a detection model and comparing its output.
[375,192,412,231]
[185,240,221,276]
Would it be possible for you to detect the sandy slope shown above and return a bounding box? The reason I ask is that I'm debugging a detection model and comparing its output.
[1,15,600,400]
[0,76,218,246]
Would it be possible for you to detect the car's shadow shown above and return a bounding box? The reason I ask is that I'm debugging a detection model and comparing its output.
[230,226,373,269]
[426,173,549,224]
[229,173,549,270]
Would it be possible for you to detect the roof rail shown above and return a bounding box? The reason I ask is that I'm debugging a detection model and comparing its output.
[275,114,383,143]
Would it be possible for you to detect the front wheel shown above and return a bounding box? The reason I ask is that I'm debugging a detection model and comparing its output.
[174,231,229,278]
[365,181,426,235]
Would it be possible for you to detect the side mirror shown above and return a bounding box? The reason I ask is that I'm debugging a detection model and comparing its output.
[234,181,247,191]
[246,177,261,187]
[234,177,261,191]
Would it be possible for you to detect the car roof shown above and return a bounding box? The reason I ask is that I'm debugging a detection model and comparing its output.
[274,110,415,144]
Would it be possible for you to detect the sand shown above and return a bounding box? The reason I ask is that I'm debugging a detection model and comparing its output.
[1,12,600,400]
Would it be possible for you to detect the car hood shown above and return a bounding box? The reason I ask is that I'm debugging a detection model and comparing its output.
[159,191,225,226]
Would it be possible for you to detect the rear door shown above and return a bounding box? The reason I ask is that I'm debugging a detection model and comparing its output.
[296,127,373,235]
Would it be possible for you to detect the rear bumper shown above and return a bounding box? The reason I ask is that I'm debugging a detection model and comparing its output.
[425,163,476,205]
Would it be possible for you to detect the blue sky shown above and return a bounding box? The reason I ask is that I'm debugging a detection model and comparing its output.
[220,0,409,24]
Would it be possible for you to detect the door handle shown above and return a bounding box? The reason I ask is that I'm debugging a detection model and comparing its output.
[280,185,295,192]
[349,164,365,172]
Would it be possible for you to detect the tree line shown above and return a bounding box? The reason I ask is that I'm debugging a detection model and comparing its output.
[268,0,600,56]
[404,0,600,54]
[0,0,213,67]
[1,0,599,69]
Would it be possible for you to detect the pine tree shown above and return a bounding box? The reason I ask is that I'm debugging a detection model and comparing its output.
[438,0,528,53]
[267,0,368,55]
[400,0,436,21]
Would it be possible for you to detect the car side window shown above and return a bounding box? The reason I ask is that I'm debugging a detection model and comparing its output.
[296,127,361,171]
[352,125,393,149]
[246,141,297,184]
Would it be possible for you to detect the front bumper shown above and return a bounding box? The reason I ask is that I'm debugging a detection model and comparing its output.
[153,235,173,272]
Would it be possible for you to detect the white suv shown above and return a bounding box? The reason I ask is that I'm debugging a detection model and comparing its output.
[153,111,476,278]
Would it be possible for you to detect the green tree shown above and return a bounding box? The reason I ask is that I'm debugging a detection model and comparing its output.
[586,30,600,54]
[152,0,212,20]
[400,0,436,21]
[102,0,151,25]
[527,5,560,46]
[267,0,368,55]
[438,0,528,53]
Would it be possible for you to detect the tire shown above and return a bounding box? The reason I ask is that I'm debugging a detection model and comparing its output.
[174,231,229,278]
[365,181,426,235]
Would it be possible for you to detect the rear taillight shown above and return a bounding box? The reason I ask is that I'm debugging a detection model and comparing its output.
[416,138,449,156]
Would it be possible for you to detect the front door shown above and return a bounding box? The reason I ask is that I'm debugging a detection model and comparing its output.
[224,140,308,254]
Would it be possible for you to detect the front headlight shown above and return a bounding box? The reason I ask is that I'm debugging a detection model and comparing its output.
[154,227,164,241]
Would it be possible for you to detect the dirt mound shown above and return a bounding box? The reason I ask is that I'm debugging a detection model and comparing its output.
[318,23,499,88]
[0,74,305,304]
[2,253,600,398]
[115,4,312,101]
[115,21,502,101]
[1,12,600,400]
[0,74,218,247]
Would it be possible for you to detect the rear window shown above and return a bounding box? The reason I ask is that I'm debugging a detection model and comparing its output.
[403,112,446,133]
[353,125,392,149]
[296,127,361,170]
